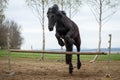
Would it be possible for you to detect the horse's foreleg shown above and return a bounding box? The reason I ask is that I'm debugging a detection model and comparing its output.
[55,33,64,46]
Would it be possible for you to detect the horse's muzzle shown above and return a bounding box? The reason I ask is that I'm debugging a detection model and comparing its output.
[49,27,53,31]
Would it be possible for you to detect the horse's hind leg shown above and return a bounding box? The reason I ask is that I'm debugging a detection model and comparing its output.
[77,54,81,69]
[68,54,73,74]
[74,37,81,69]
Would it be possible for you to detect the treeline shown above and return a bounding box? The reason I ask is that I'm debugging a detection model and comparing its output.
[0,0,23,49]
[0,20,23,49]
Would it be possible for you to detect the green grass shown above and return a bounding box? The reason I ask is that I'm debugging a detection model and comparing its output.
[0,50,120,61]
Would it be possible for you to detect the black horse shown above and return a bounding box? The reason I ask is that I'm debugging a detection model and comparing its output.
[47,4,81,74]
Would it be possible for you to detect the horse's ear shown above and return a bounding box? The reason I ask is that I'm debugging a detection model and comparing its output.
[47,8,52,14]
[52,4,59,13]
[56,11,62,18]
[61,10,66,16]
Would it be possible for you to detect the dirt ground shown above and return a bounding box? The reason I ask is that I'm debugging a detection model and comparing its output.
[0,58,120,80]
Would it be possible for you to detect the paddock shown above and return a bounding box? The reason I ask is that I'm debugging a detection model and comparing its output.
[1,50,120,79]
[1,33,118,79]
[1,34,115,80]
[0,56,120,80]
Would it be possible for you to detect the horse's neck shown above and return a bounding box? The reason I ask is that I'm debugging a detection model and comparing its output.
[57,16,71,27]
[57,18,63,24]
[56,20,62,27]
[56,17,66,27]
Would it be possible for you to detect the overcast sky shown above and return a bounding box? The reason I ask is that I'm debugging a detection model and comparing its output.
[5,0,120,50]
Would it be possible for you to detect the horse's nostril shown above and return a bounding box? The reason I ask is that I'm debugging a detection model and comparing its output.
[49,27,53,31]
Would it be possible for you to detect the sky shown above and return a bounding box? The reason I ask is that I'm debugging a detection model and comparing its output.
[5,0,120,50]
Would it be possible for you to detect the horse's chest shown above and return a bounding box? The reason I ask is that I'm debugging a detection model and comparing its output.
[56,27,69,35]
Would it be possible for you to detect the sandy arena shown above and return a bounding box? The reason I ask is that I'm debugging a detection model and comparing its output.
[0,58,120,80]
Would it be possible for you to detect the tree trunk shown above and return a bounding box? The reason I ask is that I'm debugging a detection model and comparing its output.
[69,0,71,18]
[60,0,64,61]
[90,0,102,62]
[41,0,45,60]
[98,0,102,53]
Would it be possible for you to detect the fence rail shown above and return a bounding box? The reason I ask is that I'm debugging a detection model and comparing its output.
[10,49,107,55]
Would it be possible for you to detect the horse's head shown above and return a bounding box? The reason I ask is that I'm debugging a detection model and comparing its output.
[47,4,59,31]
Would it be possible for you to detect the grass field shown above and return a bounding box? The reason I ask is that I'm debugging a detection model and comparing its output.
[0,50,120,61]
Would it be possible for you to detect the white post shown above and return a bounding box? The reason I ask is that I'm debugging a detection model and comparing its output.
[7,32,11,72]
[4,32,14,76]
[106,34,112,78]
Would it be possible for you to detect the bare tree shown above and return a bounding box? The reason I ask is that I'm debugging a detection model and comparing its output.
[0,0,8,49]
[7,21,23,49]
[4,20,23,49]
[0,0,8,23]
[85,0,120,62]
[66,0,82,18]
[50,0,82,18]
[0,24,8,49]
[0,20,23,49]
[25,0,50,60]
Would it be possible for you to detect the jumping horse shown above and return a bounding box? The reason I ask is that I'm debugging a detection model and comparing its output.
[47,4,81,74]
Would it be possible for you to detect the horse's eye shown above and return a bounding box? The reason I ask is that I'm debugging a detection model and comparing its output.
[52,15,55,18]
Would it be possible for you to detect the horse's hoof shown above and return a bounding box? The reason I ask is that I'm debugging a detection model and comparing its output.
[69,68,73,74]
[77,62,81,69]
[59,40,65,46]
[66,61,69,64]
[60,43,64,46]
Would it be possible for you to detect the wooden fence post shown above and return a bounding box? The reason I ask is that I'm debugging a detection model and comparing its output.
[106,34,112,78]
[4,32,15,76]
